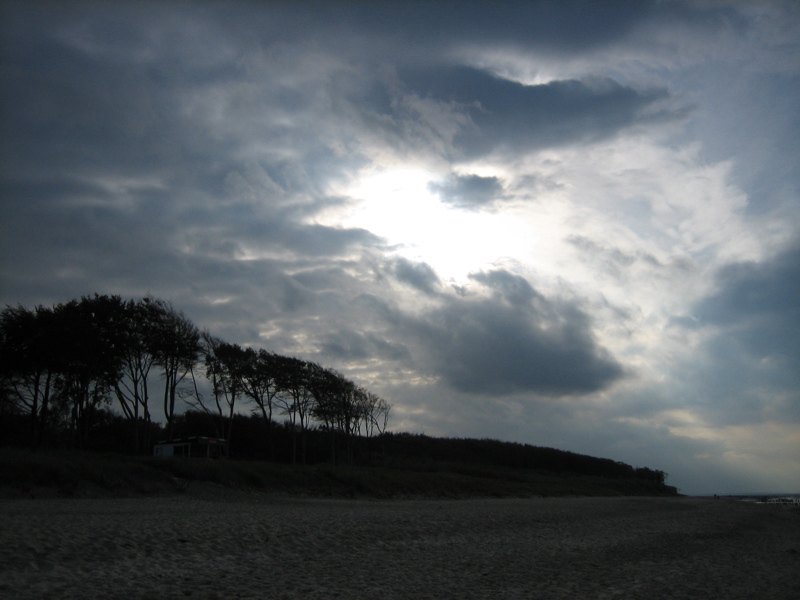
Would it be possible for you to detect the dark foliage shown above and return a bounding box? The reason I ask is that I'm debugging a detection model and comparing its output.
[1,294,389,461]
[374,432,668,484]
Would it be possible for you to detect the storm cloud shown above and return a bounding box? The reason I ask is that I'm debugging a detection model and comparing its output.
[687,243,800,405]
[388,270,623,396]
[694,243,800,363]
[397,65,673,157]
[430,174,505,208]
[390,258,441,296]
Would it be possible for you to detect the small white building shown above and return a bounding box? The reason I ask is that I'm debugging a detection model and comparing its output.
[153,436,228,458]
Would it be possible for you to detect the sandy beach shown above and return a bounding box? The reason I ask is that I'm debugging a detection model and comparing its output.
[1,493,797,599]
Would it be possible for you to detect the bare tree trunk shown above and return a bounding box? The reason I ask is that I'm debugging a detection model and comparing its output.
[30,375,39,447]
[36,372,51,448]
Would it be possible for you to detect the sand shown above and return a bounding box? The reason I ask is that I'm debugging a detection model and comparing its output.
[1,492,798,599]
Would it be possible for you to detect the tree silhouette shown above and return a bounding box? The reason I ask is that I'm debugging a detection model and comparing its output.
[52,296,128,448]
[113,298,164,452]
[359,389,391,439]
[309,366,361,464]
[239,347,281,459]
[0,293,393,459]
[274,355,316,464]
[195,333,248,445]
[149,300,200,440]
[0,304,59,445]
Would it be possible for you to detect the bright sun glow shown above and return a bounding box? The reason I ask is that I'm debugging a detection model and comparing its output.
[324,167,535,283]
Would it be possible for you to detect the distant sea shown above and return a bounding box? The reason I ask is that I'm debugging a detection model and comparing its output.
[730,493,800,504]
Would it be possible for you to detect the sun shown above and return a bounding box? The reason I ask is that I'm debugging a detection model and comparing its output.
[321,166,534,284]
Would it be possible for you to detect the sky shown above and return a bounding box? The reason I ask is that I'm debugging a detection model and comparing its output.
[1,0,798,495]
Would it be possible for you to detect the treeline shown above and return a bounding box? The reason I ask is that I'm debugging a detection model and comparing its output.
[1,293,672,489]
[0,409,669,487]
[376,433,669,485]
[0,409,388,467]
[0,294,390,464]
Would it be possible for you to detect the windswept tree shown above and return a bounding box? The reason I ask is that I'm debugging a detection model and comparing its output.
[52,295,128,448]
[308,369,391,464]
[1,294,392,459]
[309,366,357,464]
[112,298,163,452]
[352,388,391,461]
[150,300,200,440]
[194,333,247,444]
[239,347,282,459]
[309,366,347,431]
[358,390,391,439]
[275,355,316,464]
[0,304,60,445]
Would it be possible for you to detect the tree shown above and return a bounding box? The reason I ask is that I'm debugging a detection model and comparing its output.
[274,356,315,464]
[150,300,200,440]
[52,295,128,448]
[239,347,282,459]
[1,294,394,461]
[309,366,361,464]
[353,389,391,461]
[112,298,164,452]
[195,333,247,446]
[0,304,59,445]
[359,390,391,439]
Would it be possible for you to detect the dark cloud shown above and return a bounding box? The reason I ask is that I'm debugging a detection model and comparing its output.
[236,0,744,61]
[469,270,539,307]
[339,1,651,53]
[693,244,800,367]
[396,270,623,395]
[0,4,380,321]
[289,266,360,293]
[696,244,800,326]
[264,223,383,258]
[659,244,800,428]
[318,329,411,363]
[396,65,673,157]
[429,174,504,208]
[390,258,441,295]
[0,5,367,203]
[1,18,192,181]
[0,176,381,316]
[0,0,741,180]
